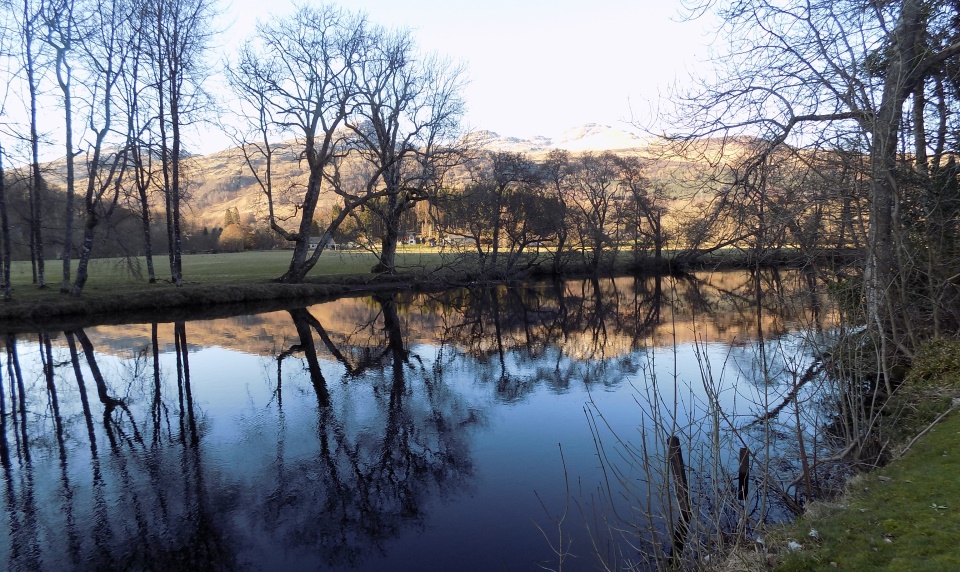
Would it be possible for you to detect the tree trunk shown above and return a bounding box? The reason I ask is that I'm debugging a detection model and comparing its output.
[490,189,503,272]
[138,175,156,283]
[280,162,326,283]
[160,109,175,282]
[24,2,44,288]
[58,55,75,293]
[374,195,401,275]
[376,228,399,274]
[552,231,566,276]
[170,91,183,287]
[70,218,97,297]
[0,146,11,300]
[865,0,924,383]
[654,210,663,266]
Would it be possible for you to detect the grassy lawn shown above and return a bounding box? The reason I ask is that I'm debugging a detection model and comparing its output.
[769,409,960,571]
[2,249,448,301]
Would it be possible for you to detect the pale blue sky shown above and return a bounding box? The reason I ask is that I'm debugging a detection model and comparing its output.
[210,0,715,153]
[11,1,717,161]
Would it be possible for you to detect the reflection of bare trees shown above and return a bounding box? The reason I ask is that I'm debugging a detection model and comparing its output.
[410,275,713,399]
[264,297,477,567]
[423,272,823,368]
[0,272,834,570]
[0,297,488,569]
[3,334,41,570]
[0,325,235,571]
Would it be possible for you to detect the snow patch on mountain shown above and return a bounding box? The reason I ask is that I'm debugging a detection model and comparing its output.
[476,123,649,153]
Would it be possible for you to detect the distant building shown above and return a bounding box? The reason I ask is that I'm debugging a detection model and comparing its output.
[308,235,337,250]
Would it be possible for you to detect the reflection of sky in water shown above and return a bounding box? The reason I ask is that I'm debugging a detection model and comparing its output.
[0,273,830,571]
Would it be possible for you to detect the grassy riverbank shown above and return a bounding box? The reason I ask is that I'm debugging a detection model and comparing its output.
[4,249,438,295]
[0,246,848,328]
[0,250,454,328]
[770,410,960,571]
[724,339,960,571]
[0,247,653,322]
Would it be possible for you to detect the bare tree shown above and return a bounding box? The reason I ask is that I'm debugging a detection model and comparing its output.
[440,152,543,275]
[144,0,214,287]
[15,0,46,287]
[567,152,622,272]
[69,0,133,296]
[677,0,960,368]
[125,0,160,284]
[231,4,370,283]
[539,149,573,275]
[615,155,670,268]
[42,0,78,292]
[347,26,465,274]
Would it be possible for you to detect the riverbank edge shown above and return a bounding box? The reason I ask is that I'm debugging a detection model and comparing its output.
[718,340,960,571]
[0,248,856,332]
[759,409,960,571]
[0,266,643,332]
[0,273,453,333]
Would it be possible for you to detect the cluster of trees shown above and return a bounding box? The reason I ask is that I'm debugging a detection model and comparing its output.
[425,142,874,280]
[217,206,284,252]
[0,0,215,298]
[433,149,669,277]
[674,0,960,375]
[228,3,464,281]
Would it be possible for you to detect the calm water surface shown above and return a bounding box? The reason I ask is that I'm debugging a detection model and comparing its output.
[0,271,834,571]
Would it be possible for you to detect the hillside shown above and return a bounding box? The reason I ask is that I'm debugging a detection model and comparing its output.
[35,124,759,234]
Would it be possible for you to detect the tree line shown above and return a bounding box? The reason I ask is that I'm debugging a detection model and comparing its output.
[0,0,214,298]
[7,0,835,296]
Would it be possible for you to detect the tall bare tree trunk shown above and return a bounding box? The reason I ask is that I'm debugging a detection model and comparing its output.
[47,4,77,293]
[168,88,183,287]
[0,146,11,301]
[864,0,924,385]
[59,70,75,293]
[137,168,157,283]
[24,0,45,288]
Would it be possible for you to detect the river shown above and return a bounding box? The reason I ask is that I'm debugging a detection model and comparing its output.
[0,270,837,571]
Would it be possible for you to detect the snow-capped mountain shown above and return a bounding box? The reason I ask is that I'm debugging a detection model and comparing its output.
[475,123,649,154]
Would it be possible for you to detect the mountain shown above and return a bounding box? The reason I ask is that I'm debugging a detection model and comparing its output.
[35,124,755,232]
[474,123,650,154]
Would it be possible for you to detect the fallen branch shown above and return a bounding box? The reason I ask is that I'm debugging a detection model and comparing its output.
[746,359,824,428]
[898,405,957,458]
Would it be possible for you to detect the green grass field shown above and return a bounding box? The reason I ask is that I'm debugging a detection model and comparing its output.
[3,249,449,300]
[0,247,472,324]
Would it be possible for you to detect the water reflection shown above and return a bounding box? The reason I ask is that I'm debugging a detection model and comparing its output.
[0,271,834,570]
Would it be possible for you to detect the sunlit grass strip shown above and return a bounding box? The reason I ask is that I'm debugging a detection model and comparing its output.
[774,411,960,571]
[2,250,445,294]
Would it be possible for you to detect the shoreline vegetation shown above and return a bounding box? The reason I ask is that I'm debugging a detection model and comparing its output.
[722,339,960,571]
[742,411,960,572]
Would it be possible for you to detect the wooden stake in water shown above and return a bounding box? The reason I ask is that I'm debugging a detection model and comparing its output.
[738,447,750,501]
[668,436,692,562]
